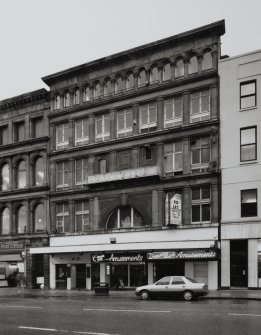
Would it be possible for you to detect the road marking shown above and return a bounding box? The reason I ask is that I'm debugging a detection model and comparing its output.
[1,305,42,309]
[83,308,170,313]
[19,326,119,335]
[229,313,261,317]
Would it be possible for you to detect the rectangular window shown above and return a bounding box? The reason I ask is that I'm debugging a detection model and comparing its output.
[240,81,256,109]
[240,127,257,161]
[99,158,107,174]
[118,150,131,170]
[191,136,211,172]
[164,96,182,128]
[56,123,69,150]
[192,187,211,223]
[190,89,210,123]
[164,141,183,173]
[56,161,69,188]
[56,203,69,233]
[75,158,88,186]
[241,189,257,217]
[0,126,8,145]
[75,119,89,146]
[32,118,43,138]
[139,102,157,133]
[75,201,90,232]
[14,122,25,142]
[117,109,133,138]
[95,114,110,142]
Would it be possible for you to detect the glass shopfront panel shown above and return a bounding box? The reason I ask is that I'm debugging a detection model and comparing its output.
[110,263,146,288]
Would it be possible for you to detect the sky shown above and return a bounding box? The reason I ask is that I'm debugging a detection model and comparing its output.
[0,0,260,101]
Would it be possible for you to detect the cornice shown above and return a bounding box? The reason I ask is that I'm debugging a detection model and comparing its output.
[0,89,49,110]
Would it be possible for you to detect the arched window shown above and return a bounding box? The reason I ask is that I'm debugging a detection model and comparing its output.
[1,207,10,234]
[72,87,80,105]
[202,52,212,71]
[106,206,145,229]
[34,203,45,232]
[163,63,171,81]
[188,56,198,74]
[1,164,9,191]
[115,76,124,93]
[93,82,100,99]
[126,72,134,90]
[83,85,90,102]
[63,91,70,108]
[150,66,159,83]
[175,59,184,78]
[54,93,61,110]
[17,160,26,189]
[104,79,112,96]
[17,205,26,234]
[138,69,146,87]
[35,157,45,186]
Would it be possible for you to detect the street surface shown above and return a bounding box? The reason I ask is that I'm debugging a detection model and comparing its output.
[0,294,261,335]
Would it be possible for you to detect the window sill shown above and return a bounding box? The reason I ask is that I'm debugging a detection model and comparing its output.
[239,106,257,112]
[240,160,258,165]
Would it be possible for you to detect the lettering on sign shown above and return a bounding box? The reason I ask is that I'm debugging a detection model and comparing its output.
[92,253,144,263]
[147,250,217,260]
[0,280,8,287]
[0,241,24,250]
[165,193,182,225]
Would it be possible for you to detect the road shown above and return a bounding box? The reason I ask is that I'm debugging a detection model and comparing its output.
[0,294,261,335]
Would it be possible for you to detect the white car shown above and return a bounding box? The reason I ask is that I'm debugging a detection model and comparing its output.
[135,276,208,301]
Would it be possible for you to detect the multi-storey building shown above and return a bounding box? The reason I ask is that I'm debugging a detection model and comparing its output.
[220,50,261,289]
[0,89,49,288]
[29,20,225,290]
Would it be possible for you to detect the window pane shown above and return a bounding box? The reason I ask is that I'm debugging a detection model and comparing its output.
[202,52,212,70]
[175,141,182,152]
[165,99,173,119]
[126,73,134,89]
[107,211,117,229]
[174,99,182,118]
[1,164,9,191]
[120,207,132,228]
[140,107,148,124]
[35,204,45,231]
[118,113,125,130]
[165,155,173,171]
[201,94,210,112]
[150,67,158,82]
[192,149,200,164]
[104,116,110,133]
[2,208,10,234]
[175,60,184,77]
[149,105,156,123]
[18,161,26,188]
[241,83,255,96]
[201,148,210,164]
[192,205,200,222]
[241,190,257,217]
[189,56,198,74]
[138,70,146,86]
[191,98,199,115]
[126,110,133,128]
[241,144,256,161]
[202,204,210,221]
[192,188,200,200]
[35,157,44,185]
[241,96,256,109]
[175,152,183,170]
[163,63,171,81]
[242,189,257,203]
[202,187,210,199]
[18,206,26,234]
[241,128,255,145]
[133,208,145,226]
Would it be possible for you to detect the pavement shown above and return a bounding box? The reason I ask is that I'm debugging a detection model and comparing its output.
[0,287,261,301]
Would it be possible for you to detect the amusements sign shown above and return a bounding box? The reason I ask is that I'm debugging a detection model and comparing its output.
[92,253,145,263]
[165,193,182,225]
[147,249,217,260]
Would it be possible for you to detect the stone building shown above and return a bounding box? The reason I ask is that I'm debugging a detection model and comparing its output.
[0,89,49,288]
[27,20,225,290]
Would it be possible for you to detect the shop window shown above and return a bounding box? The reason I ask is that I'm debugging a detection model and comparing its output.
[240,127,257,162]
[192,187,211,223]
[241,189,257,217]
[14,122,25,142]
[75,118,89,146]
[188,56,198,74]
[75,158,88,186]
[35,157,45,186]
[106,206,145,229]
[117,108,133,138]
[56,161,69,189]
[164,95,182,128]
[83,85,90,102]
[54,93,61,110]
[138,69,146,87]
[1,164,9,191]
[75,201,89,232]
[1,207,10,235]
[118,150,131,170]
[240,80,256,109]
[63,91,70,108]
[17,205,26,234]
[56,203,69,233]
[150,66,159,84]
[95,114,110,142]
[72,87,80,105]
[104,78,112,96]
[126,72,134,90]
[115,76,124,93]
[202,52,212,71]
[17,160,26,188]
[34,203,46,232]
[32,118,43,138]
[93,82,101,99]
[0,126,8,145]
[164,141,183,173]
[191,136,211,172]
[163,62,171,81]
[175,59,184,78]
[139,102,157,133]
[56,123,69,150]
[190,89,210,122]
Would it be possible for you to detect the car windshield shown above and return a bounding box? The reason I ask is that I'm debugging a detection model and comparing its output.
[185,277,198,283]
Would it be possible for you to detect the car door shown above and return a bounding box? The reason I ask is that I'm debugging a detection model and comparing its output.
[169,276,186,298]
[150,276,171,298]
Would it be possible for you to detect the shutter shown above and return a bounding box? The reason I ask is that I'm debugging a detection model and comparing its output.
[193,262,208,284]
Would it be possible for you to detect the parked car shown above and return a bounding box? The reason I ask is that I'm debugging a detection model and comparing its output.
[135,276,208,301]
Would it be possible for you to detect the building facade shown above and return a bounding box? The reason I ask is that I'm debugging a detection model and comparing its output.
[0,89,50,288]
[220,50,261,288]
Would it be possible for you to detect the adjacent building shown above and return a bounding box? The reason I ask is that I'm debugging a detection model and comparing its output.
[220,50,261,288]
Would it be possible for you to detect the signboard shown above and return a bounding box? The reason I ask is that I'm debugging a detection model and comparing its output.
[165,193,182,225]
[0,280,8,287]
[147,249,217,260]
[0,241,25,251]
[92,253,145,263]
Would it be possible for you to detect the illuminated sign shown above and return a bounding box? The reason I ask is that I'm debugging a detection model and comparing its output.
[147,250,217,260]
[92,253,145,263]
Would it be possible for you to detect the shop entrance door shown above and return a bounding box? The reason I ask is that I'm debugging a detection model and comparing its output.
[76,264,86,288]
[230,240,248,287]
[155,262,184,281]
[56,264,67,289]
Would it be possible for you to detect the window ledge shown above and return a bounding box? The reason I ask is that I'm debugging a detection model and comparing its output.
[239,106,257,112]
[240,160,258,165]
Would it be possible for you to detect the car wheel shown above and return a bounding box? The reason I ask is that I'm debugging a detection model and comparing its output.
[139,290,150,300]
[183,290,193,301]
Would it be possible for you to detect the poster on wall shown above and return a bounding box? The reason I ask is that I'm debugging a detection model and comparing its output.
[165,193,182,225]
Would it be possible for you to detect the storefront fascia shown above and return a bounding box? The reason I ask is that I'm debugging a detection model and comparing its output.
[29,227,219,290]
